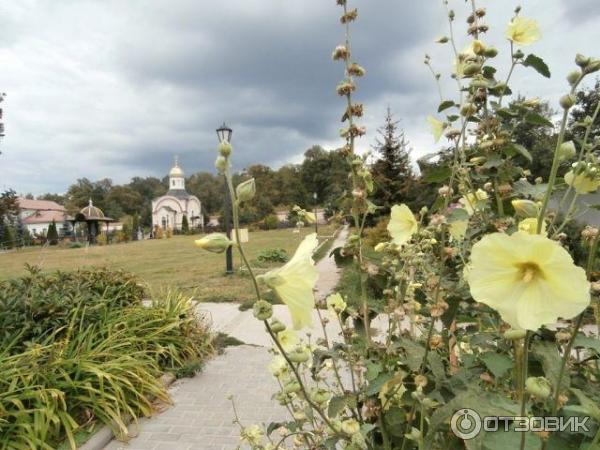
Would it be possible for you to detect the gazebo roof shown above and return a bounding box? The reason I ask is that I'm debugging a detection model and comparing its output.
[72,199,115,222]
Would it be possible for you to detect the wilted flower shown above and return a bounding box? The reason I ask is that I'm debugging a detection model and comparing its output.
[258,234,319,329]
[241,425,264,445]
[347,62,366,77]
[336,80,355,96]
[467,232,590,330]
[268,355,288,378]
[194,233,233,253]
[459,189,489,215]
[332,45,349,61]
[340,8,358,24]
[506,16,541,46]
[387,204,418,246]
[326,292,347,313]
[427,116,445,143]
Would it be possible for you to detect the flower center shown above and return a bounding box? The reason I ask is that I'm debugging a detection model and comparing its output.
[517,262,543,283]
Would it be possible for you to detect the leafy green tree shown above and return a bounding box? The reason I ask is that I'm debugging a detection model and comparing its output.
[186,172,223,214]
[371,108,415,214]
[46,220,59,245]
[300,145,350,208]
[132,214,140,240]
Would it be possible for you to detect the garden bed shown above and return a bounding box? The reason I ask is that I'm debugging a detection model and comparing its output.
[0,267,213,449]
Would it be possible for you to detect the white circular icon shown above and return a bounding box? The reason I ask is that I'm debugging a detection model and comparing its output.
[450,408,482,440]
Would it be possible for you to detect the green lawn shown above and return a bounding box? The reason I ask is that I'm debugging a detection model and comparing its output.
[0,226,335,303]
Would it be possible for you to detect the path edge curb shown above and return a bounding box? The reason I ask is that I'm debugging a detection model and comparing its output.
[78,373,176,450]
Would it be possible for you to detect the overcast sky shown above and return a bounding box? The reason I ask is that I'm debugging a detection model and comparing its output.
[1,0,599,195]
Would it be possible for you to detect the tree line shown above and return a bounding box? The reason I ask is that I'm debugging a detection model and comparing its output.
[2,80,599,246]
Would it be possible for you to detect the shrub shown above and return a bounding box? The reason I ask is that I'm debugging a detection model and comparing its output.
[0,266,145,353]
[256,248,288,263]
[46,220,59,246]
[0,269,213,448]
[363,216,390,248]
[262,214,279,230]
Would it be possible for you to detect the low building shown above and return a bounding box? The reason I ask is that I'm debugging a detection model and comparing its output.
[18,198,72,237]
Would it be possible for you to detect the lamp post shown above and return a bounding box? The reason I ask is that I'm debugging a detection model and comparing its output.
[313,192,318,234]
[217,122,234,275]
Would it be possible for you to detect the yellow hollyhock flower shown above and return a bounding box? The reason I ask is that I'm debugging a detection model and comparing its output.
[326,292,347,313]
[258,233,318,329]
[427,116,445,143]
[564,170,600,194]
[518,218,546,235]
[506,17,541,46]
[387,204,418,246]
[449,220,468,241]
[467,232,590,330]
[240,425,264,445]
[459,189,488,215]
[277,329,300,352]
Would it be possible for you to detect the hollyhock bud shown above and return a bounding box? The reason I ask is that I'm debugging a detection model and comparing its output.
[526,377,552,400]
[567,70,581,86]
[463,63,481,77]
[288,347,310,363]
[236,178,256,203]
[560,94,576,110]
[195,233,233,253]
[483,47,498,58]
[586,58,600,74]
[436,36,449,43]
[558,141,577,161]
[270,319,286,333]
[253,300,273,321]
[215,156,228,173]
[218,141,232,157]
[575,53,591,68]
[512,199,540,217]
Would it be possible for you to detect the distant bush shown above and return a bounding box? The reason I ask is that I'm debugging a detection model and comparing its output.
[363,216,390,248]
[257,248,288,263]
[261,214,279,230]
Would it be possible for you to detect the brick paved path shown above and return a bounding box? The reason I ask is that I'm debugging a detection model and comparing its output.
[103,228,349,450]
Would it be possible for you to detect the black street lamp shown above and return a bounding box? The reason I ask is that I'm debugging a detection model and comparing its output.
[217,122,234,275]
[216,122,233,144]
[313,192,318,234]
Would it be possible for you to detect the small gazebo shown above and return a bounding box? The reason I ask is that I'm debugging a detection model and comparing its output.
[69,199,115,244]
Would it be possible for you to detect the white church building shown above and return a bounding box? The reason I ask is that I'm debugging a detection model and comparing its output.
[152,158,203,231]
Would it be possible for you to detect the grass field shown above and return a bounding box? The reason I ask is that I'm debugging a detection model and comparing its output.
[0,225,336,303]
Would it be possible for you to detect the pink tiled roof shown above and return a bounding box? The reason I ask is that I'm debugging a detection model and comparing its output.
[18,198,66,212]
[22,210,70,224]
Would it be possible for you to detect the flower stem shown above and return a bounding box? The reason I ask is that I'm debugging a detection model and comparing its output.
[224,164,261,300]
[519,331,531,450]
